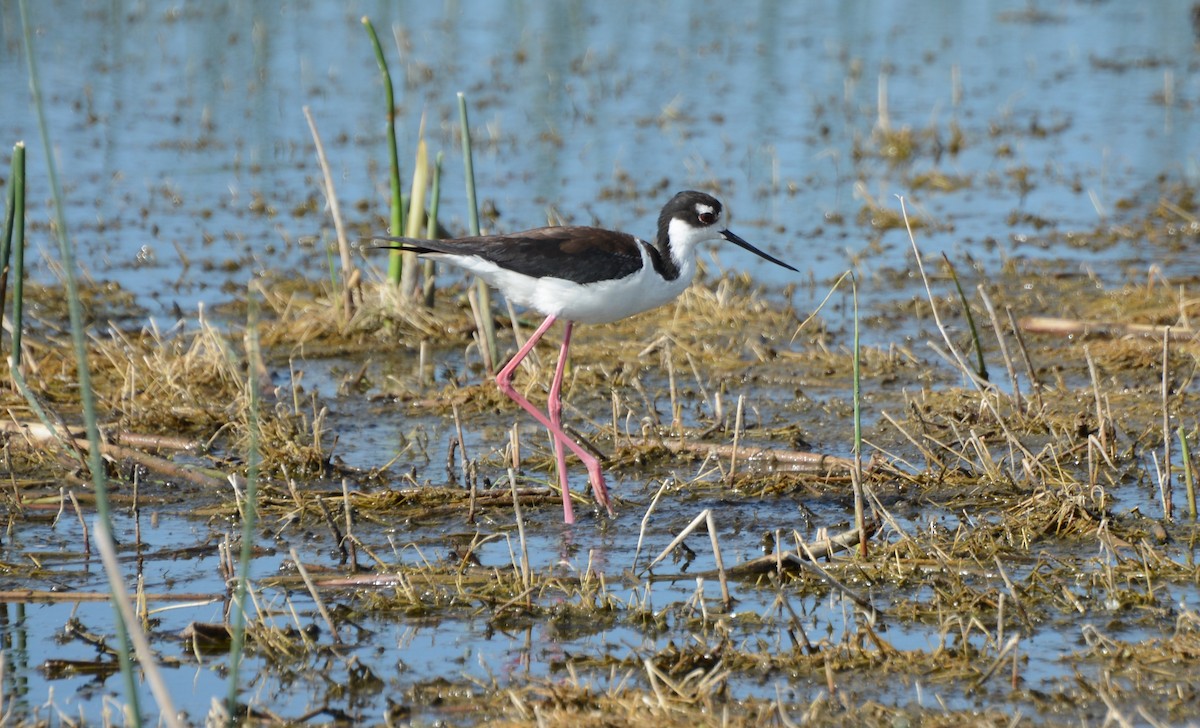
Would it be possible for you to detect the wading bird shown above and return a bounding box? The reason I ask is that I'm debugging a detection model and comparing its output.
[377,190,797,523]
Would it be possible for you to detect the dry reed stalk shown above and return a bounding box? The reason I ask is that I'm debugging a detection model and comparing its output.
[631,376,660,428]
[791,532,878,617]
[68,489,89,557]
[633,479,672,572]
[508,468,532,592]
[1083,346,1110,455]
[775,683,801,728]
[303,105,355,321]
[978,285,1022,411]
[992,556,1030,627]
[648,509,710,571]
[683,351,714,418]
[466,286,495,377]
[94,519,183,728]
[341,478,359,570]
[401,116,430,298]
[1006,306,1044,412]
[901,197,990,392]
[879,410,941,468]
[418,339,430,385]
[508,423,521,472]
[728,394,745,483]
[315,496,347,565]
[288,547,342,644]
[705,509,732,609]
[452,402,469,487]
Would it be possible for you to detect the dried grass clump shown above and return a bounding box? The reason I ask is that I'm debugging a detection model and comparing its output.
[2,299,329,479]
[87,316,244,434]
[253,275,480,353]
[486,668,1016,728]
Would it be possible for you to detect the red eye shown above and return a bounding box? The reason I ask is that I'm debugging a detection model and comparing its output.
[698,211,716,225]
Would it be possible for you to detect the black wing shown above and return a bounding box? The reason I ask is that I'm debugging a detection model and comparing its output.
[375,226,648,285]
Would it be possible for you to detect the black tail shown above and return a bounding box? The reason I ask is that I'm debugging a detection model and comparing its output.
[370,236,434,254]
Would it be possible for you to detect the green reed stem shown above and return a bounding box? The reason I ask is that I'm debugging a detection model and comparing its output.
[458,92,498,371]
[326,245,338,297]
[1178,426,1198,520]
[5,146,75,461]
[851,272,866,557]
[362,16,405,285]
[423,151,443,307]
[3,143,25,367]
[427,151,443,239]
[0,144,65,461]
[18,0,141,721]
[1,151,11,274]
[6,145,80,465]
[226,296,263,722]
[459,95,480,238]
[942,253,988,382]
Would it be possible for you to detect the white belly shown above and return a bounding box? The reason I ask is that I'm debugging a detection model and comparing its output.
[443,255,695,325]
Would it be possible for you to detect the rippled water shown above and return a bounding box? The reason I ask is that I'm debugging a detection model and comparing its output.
[4,1,1197,310]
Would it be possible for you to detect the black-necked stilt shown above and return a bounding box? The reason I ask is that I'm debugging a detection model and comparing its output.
[377,190,797,523]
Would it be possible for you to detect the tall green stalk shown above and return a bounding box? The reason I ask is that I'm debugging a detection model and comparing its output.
[18,0,141,721]
[422,151,443,307]
[427,151,443,239]
[3,141,71,462]
[362,17,405,285]
[0,148,11,275]
[458,92,498,370]
[6,142,75,460]
[851,272,866,557]
[459,94,480,238]
[1179,426,1198,520]
[2,143,25,366]
[942,253,988,382]
[226,296,263,722]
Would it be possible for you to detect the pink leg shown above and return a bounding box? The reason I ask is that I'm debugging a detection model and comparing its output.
[548,321,574,523]
[496,316,613,523]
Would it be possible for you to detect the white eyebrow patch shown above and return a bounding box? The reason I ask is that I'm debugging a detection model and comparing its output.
[695,203,717,218]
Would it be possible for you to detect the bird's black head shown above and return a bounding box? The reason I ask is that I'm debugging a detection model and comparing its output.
[655,190,798,272]
[657,190,723,244]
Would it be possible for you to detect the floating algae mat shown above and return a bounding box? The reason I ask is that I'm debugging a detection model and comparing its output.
[2,1,1200,725]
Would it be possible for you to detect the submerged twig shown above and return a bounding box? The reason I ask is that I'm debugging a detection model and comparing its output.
[1019,315,1197,341]
[624,436,857,474]
[649,520,879,583]
[0,420,226,490]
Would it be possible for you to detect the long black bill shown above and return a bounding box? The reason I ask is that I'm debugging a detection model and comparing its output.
[720,229,798,272]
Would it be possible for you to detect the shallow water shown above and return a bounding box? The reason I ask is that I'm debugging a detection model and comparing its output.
[3,1,1198,311]
[3,0,1200,723]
